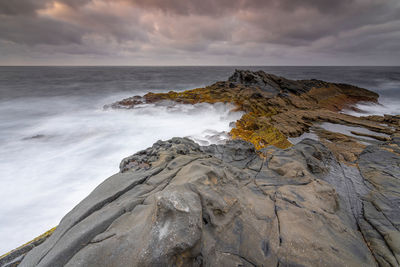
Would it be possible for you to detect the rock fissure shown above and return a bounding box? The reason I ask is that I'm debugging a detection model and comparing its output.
[370,197,399,232]
[356,216,381,266]
[273,192,282,247]
[362,202,400,266]
[34,174,150,266]
[220,251,257,266]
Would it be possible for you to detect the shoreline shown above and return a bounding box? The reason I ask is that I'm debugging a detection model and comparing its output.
[2,70,399,266]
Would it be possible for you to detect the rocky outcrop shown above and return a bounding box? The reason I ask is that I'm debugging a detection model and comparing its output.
[107,69,397,162]
[357,138,400,266]
[15,137,400,266]
[3,70,399,266]
[228,69,378,99]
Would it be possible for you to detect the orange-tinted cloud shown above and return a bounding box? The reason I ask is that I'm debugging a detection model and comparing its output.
[0,0,399,65]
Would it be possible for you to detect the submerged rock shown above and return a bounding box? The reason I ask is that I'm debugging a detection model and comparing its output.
[15,137,399,266]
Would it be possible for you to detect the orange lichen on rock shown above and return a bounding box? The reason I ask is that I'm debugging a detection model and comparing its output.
[305,84,379,111]
[144,86,235,105]
[230,113,292,149]
[143,86,289,149]
[136,83,292,149]
[110,70,388,154]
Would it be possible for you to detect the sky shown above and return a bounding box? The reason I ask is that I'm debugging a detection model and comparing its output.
[0,0,399,66]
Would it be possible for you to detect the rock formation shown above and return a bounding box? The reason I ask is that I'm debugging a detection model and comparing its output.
[14,137,400,266]
[2,70,399,266]
[107,69,398,163]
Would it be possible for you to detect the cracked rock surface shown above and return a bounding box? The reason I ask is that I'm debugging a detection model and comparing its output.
[18,137,400,266]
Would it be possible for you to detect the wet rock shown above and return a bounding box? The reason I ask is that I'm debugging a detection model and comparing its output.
[357,140,400,266]
[350,131,391,142]
[104,96,144,109]
[107,70,389,157]
[17,137,400,266]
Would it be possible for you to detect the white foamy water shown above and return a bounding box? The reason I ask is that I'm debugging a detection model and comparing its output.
[288,132,319,145]
[318,122,390,145]
[342,97,400,117]
[0,94,242,254]
[319,122,390,139]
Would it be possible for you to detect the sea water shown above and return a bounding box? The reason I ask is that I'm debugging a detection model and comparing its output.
[0,66,399,254]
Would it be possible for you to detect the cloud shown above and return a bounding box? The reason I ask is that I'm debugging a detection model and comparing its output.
[0,0,47,15]
[0,0,399,65]
[0,16,85,46]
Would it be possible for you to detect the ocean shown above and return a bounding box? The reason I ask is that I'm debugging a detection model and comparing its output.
[0,66,399,254]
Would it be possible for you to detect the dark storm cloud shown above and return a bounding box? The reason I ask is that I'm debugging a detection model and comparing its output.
[0,0,91,15]
[121,0,238,16]
[0,0,85,46]
[60,0,92,9]
[122,0,351,15]
[0,0,399,65]
[0,0,40,15]
[0,16,84,45]
[0,0,45,15]
[232,0,400,44]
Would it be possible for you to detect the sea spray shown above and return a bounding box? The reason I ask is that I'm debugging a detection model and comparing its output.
[0,96,241,254]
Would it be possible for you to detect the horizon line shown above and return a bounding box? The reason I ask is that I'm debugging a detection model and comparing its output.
[0,65,399,67]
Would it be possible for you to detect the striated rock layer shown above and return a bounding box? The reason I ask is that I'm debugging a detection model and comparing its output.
[16,137,400,266]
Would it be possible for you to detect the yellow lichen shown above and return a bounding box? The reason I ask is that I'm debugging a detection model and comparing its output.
[230,113,292,150]
[0,227,56,260]
[145,86,235,105]
[142,84,292,150]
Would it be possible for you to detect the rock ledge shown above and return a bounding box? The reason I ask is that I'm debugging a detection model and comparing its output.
[15,137,400,267]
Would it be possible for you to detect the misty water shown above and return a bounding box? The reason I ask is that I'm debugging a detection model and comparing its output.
[0,66,399,254]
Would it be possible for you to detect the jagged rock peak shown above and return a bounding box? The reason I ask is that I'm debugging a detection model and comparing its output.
[228,69,280,85]
[228,69,316,94]
[227,69,379,99]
